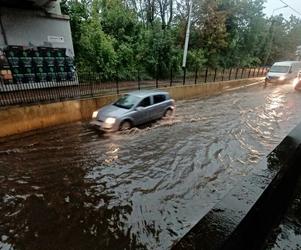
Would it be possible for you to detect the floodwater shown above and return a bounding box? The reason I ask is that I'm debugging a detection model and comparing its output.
[1,82,301,250]
[264,173,301,250]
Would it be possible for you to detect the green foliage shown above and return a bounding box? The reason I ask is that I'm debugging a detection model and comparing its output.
[75,1,117,79]
[187,49,207,68]
[137,23,178,78]
[61,0,301,79]
[192,0,229,68]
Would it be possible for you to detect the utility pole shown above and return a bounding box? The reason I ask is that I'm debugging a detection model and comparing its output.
[182,0,193,84]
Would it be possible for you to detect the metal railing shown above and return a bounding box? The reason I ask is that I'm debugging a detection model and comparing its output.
[0,67,267,107]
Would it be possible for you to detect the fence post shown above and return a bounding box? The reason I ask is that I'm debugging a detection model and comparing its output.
[50,75,57,101]
[170,67,173,87]
[256,67,260,77]
[116,70,119,94]
[204,68,208,83]
[15,78,22,104]
[0,78,5,106]
[156,65,159,88]
[194,66,198,84]
[213,68,217,82]
[72,73,77,99]
[235,68,239,79]
[228,68,232,80]
[183,67,186,85]
[82,73,86,97]
[261,67,266,76]
[76,72,81,98]
[89,72,94,97]
[7,80,14,106]
[11,80,19,105]
[221,69,225,81]
[138,70,141,90]
[26,77,34,103]
[240,68,244,79]
[15,79,24,104]
[56,73,62,101]
[1,80,6,106]
[25,75,34,103]
[80,73,84,99]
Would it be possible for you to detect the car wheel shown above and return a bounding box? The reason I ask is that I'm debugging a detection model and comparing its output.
[120,120,132,131]
[264,79,268,87]
[163,109,174,118]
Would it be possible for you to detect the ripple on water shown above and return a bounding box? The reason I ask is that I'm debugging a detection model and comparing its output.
[1,84,301,249]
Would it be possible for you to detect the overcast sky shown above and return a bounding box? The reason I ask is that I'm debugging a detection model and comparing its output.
[263,0,301,19]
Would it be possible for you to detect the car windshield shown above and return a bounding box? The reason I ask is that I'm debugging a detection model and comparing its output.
[114,94,140,109]
[269,65,290,73]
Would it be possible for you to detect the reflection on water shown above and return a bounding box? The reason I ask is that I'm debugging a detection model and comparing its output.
[264,177,301,250]
[0,126,143,250]
[1,83,301,249]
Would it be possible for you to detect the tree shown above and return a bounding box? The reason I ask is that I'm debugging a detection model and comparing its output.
[61,0,301,78]
[75,0,117,78]
[193,0,229,67]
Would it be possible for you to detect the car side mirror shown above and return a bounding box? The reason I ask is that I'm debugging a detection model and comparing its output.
[135,107,144,111]
[289,69,293,73]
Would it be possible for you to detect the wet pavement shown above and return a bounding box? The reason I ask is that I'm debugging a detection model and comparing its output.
[264,174,301,250]
[1,82,301,250]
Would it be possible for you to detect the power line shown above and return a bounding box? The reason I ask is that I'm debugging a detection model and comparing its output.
[279,0,301,16]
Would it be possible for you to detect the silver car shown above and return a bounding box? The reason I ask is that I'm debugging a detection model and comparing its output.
[90,90,175,131]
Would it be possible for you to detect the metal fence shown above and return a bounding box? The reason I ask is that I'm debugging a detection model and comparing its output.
[0,67,267,107]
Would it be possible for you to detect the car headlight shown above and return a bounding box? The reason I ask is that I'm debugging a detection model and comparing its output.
[92,111,98,119]
[105,117,116,124]
[279,76,285,81]
[293,78,299,87]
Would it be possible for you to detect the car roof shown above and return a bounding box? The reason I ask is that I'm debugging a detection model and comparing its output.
[127,90,169,98]
[273,61,301,66]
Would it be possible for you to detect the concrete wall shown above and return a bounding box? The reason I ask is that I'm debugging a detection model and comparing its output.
[165,78,257,100]
[0,7,74,56]
[0,94,120,138]
[44,0,62,15]
[0,101,82,137]
[0,78,263,138]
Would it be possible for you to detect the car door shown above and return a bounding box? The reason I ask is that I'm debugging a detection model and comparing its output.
[150,94,167,120]
[132,96,152,125]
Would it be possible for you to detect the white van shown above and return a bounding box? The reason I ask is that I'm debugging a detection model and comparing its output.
[265,61,301,83]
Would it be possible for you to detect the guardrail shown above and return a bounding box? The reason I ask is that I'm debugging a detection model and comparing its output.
[0,67,267,107]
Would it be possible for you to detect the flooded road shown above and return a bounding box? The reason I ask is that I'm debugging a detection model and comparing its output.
[1,82,301,250]
[264,176,301,250]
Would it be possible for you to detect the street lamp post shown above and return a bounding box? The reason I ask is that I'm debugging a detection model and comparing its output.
[182,0,193,85]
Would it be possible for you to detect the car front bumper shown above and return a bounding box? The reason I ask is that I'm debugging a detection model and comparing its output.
[89,120,119,132]
[265,78,284,83]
